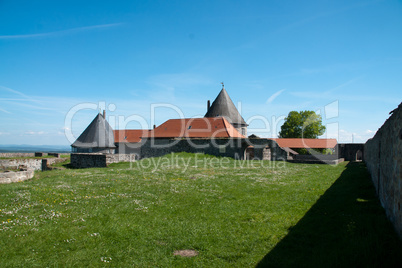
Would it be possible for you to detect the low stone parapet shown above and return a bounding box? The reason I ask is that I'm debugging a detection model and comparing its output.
[293,154,340,161]
[0,153,35,158]
[289,158,344,165]
[0,170,35,184]
[106,154,138,165]
[289,154,344,165]
[71,153,107,168]
[0,158,66,171]
[71,153,137,169]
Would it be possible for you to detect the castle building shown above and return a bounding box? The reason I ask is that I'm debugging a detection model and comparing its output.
[72,86,249,154]
[71,111,115,153]
[204,85,248,136]
[71,85,339,164]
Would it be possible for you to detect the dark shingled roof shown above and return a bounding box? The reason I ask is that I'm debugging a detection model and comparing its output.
[72,113,115,148]
[204,88,247,126]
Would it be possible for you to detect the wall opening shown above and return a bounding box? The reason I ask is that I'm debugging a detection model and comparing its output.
[263,146,271,160]
[356,150,363,161]
[244,146,254,160]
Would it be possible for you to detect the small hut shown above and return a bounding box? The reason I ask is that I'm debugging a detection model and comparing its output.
[71,111,116,153]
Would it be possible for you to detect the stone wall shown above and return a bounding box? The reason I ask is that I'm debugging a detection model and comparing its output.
[0,158,66,171]
[106,154,138,165]
[364,102,402,238]
[337,143,365,161]
[70,153,137,168]
[115,142,141,155]
[0,153,35,158]
[72,147,115,154]
[0,170,35,184]
[140,138,287,161]
[0,153,69,158]
[70,139,286,168]
[71,154,107,168]
[0,158,42,170]
[291,154,344,165]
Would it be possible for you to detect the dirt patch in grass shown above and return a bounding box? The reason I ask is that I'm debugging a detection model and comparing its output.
[173,249,199,257]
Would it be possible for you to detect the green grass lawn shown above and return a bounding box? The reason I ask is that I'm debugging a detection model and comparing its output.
[0,153,401,267]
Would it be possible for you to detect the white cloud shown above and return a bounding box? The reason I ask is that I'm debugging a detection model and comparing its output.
[0,23,124,40]
[0,107,11,114]
[266,89,286,104]
[24,131,47,136]
[337,129,375,143]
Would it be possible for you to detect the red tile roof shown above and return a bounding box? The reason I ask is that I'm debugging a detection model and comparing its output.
[143,117,246,139]
[113,129,150,143]
[271,138,337,149]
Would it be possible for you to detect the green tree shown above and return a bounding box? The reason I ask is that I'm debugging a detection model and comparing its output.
[279,110,326,139]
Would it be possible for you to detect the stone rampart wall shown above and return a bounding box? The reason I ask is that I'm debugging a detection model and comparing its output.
[0,159,42,170]
[337,144,365,161]
[140,138,287,161]
[0,158,66,171]
[0,153,35,158]
[71,153,137,168]
[71,139,287,168]
[115,142,141,155]
[0,170,35,184]
[293,154,341,161]
[0,153,69,158]
[291,154,344,165]
[71,154,107,168]
[106,154,138,165]
[364,102,402,238]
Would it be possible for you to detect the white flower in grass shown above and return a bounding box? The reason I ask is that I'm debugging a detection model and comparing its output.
[89,232,100,237]
[101,257,112,263]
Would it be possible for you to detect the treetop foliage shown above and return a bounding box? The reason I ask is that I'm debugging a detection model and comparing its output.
[279,110,326,139]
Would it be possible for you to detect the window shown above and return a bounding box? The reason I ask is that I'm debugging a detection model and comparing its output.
[188,126,192,129]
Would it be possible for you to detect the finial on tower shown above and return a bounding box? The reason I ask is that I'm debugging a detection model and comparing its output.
[221,81,224,90]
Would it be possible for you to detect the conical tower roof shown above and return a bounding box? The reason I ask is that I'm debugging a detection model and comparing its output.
[204,87,247,126]
[72,113,115,148]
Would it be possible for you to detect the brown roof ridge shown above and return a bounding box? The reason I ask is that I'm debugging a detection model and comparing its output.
[221,117,245,138]
[113,129,151,143]
[143,117,245,139]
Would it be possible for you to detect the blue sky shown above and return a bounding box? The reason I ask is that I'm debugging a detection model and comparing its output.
[0,0,401,145]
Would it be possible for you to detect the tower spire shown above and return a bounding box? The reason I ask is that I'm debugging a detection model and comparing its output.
[221,81,224,90]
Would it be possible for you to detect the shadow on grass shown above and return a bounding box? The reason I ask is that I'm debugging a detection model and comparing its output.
[257,162,402,267]
[48,158,75,169]
[61,163,74,169]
